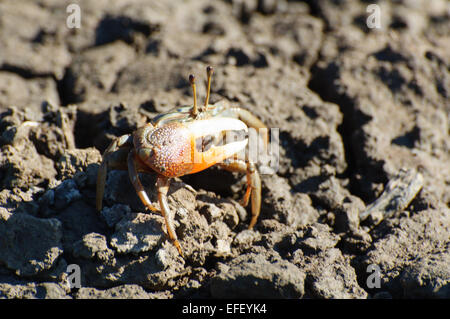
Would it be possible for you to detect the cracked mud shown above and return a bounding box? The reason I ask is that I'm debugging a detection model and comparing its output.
[0,0,449,299]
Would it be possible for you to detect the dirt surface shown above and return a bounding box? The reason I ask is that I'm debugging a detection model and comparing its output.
[0,0,449,299]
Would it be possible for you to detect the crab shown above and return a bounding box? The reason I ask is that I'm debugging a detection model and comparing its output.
[96,66,268,257]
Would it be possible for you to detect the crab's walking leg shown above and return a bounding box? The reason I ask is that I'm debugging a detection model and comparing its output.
[127,150,159,212]
[156,176,184,257]
[218,159,261,229]
[96,134,133,211]
[127,152,183,256]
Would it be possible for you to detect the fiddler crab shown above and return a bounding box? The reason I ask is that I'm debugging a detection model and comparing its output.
[96,66,268,257]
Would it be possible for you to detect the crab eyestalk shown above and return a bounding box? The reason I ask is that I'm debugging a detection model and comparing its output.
[204,66,214,109]
[189,74,198,117]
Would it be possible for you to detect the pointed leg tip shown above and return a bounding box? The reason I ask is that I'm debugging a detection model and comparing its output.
[174,242,184,258]
[248,218,258,230]
[239,199,249,207]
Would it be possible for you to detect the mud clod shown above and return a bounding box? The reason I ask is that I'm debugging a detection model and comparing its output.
[210,253,305,299]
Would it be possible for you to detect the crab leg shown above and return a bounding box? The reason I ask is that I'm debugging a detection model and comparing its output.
[156,176,184,257]
[127,150,159,212]
[218,159,261,229]
[127,150,183,256]
[96,134,133,211]
[100,147,181,257]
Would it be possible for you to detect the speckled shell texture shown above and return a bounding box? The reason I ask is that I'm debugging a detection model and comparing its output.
[135,123,194,177]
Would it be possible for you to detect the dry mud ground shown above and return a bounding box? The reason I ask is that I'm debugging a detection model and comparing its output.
[0,0,449,299]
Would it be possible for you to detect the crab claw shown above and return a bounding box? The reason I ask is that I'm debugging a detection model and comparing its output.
[187,117,248,173]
